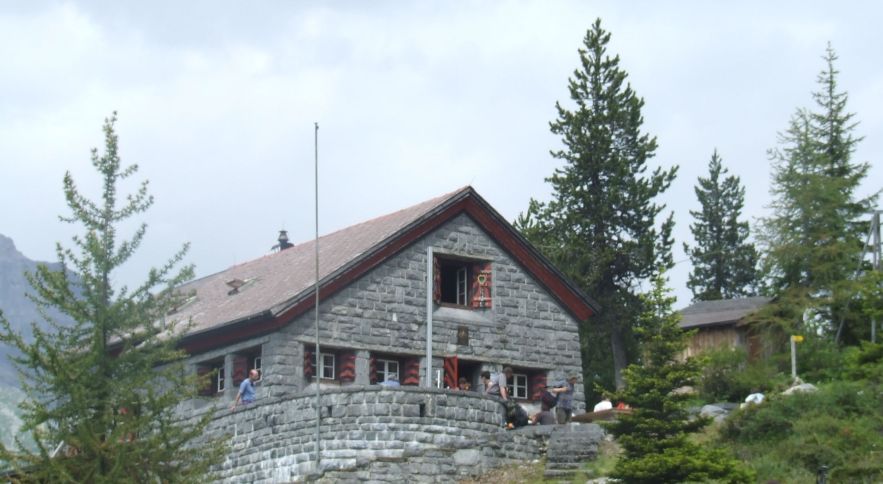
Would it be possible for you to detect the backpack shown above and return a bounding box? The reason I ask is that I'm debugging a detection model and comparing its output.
[541,390,558,408]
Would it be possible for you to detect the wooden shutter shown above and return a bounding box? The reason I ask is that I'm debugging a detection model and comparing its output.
[303,349,315,379]
[402,358,421,386]
[432,256,441,304]
[443,356,458,389]
[232,355,248,387]
[529,373,547,401]
[369,355,378,384]
[197,366,213,396]
[339,351,356,382]
[470,262,492,308]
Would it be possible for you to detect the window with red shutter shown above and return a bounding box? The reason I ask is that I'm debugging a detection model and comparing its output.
[232,355,248,387]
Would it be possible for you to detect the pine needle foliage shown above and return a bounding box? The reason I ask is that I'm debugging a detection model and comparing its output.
[0,114,226,483]
[606,275,752,483]
[515,18,677,394]
[684,150,758,301]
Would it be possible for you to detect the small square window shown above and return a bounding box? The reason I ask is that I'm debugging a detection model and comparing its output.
[376,358,399,383]
[320,353,336,380]
[507,373,528,400]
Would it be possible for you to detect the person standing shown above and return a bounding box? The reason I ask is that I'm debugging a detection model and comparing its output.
[231,369,260,409]
[481,367,513,401]
[552,374,577,424]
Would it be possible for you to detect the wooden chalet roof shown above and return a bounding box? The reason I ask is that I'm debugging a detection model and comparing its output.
[678,296,772,330]
[170,187,599,353]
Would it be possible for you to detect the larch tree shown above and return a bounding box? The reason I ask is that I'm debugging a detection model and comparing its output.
[515,18,677,393]
[758,44,877,342]
[684,149,758,301]
[0,114,226,482]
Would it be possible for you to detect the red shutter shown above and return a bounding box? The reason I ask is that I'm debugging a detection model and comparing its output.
[197,366,213,396]
[304,349,315,379]
[470,262,492,308]
[369,355,378,384]
[232,355,248,387]
[402,358,421,386]
[339,351,356,382]
[529,373,547,401]
[432,256,441,304]
[443,356,458,389]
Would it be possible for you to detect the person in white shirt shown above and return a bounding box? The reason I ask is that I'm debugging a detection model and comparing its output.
[593,396,613,412]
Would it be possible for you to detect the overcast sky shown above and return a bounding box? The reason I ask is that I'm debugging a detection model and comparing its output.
[1,1,881,307]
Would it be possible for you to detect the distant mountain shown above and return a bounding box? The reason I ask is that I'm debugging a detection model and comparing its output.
[0,233,74,386]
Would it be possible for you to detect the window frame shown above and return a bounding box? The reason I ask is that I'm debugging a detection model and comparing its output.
[375,358,400,383]
[319,352,336,380]
[216,364,226,393]
[507,373,528,400]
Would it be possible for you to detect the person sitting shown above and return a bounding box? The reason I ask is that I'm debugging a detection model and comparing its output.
[530,402,557,425]
[458,377,472,391]
[593,396,613,412]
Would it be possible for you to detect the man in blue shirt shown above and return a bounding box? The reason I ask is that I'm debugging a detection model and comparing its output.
[231,369,260,409]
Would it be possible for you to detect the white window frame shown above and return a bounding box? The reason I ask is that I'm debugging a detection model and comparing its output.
[455,266,468,305]
[508,373,528,399]
[376,358,399,383]
[216,364,226,393]
[252,355,262,382]
[319,352,336,380]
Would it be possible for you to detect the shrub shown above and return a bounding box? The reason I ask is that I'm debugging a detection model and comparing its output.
[698,347,787,402]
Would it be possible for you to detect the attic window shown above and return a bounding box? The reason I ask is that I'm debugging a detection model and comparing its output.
[433,256,492,309]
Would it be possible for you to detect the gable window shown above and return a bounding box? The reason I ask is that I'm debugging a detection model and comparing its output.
[507,372,528,400]
[433,256,493,308]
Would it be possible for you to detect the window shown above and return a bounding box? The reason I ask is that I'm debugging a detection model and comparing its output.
[507,373,528,400]
[376,358,399,383]
[319,352,336,380]
[216,364,226,393]
[433,256,493,308]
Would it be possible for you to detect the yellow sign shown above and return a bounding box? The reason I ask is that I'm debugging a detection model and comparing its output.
[791,335,804,343]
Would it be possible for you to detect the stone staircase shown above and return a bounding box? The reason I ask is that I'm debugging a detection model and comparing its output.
[543,424,605,482]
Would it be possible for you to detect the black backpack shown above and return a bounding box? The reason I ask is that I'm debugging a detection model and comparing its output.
[541,390,559,408]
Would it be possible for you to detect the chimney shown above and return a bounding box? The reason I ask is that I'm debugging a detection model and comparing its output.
[273,230,294,252]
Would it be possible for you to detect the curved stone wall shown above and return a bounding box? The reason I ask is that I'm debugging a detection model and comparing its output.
[196,386,551,483]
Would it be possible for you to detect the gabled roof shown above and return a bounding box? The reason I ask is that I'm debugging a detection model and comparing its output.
[678,296,772,330]
[173,187,599,353]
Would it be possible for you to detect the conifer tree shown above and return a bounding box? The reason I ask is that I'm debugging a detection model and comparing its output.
[684,149,758,300]
[607,275,752,483]
[516,18,677,392]
[758,45,877,342]
[0,114,226,482]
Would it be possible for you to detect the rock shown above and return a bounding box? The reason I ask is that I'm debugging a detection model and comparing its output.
[699,404,729,422]
[782,383,818,395]
[453,449,480,466]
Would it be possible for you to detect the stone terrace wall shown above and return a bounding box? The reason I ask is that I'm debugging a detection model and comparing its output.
[196,386,553,483]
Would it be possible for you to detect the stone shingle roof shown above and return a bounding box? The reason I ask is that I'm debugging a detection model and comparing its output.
[169,188,462,339]
[677,296,772,329]
[166,187,599,351]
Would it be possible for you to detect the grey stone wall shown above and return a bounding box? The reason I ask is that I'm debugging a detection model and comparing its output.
[266,214,585,410]
[195,386,556,483]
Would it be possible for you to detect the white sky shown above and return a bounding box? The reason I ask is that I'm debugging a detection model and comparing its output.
[1,1,881,308]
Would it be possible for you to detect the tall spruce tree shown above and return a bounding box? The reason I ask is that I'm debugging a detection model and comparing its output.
[758,45,877,342]
[606,274,752,483]
[515,19,677,393]
[684,149,758,300]
[0,114,226,482]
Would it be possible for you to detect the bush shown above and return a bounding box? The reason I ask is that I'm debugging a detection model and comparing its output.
[698,348,787,402]
[719,380,883,481]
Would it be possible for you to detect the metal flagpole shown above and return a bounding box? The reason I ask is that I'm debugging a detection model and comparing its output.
[314,122,321,467]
